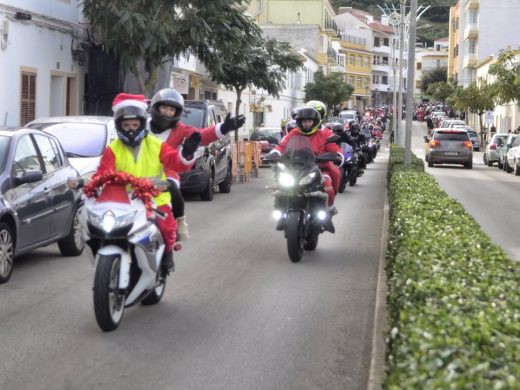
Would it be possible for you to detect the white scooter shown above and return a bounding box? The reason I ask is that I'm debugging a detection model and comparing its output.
[77,177,172,332]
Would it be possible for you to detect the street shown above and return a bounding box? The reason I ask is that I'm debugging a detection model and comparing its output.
[0,146,389,390]
[409,121,520,261]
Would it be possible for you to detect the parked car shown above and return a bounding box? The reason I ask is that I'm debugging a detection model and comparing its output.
[26,116,117,182]
[179,100,233,201]
[483,133,508,166]
[338,110,357,122]
[424,128,473,169]
[0,128,84,283]
[505,135,520,175]
[439,119,467,128]
[453,126,481,151]
[249,126,283,166]
[497,134,517,170]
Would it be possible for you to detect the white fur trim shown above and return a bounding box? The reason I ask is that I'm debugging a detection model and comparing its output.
[167,177,180,188]
[112,99,148,113]
[178,147,196,165]
[215,123,223,138]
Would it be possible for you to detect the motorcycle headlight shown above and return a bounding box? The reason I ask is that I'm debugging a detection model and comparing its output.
[278,172,295,188]
[299,171,317,186]
[88,209,136,233]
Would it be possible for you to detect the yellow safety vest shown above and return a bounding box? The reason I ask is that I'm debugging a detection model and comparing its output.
[109,136,171,207]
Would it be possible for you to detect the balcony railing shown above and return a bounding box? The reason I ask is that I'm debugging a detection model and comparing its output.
[464,23,478,40]
[327,48,338,64]
[341,34,367,47]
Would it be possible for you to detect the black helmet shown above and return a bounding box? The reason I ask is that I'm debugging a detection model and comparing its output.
[290,107,301,120]
[150,88,184,133]
[296,107,321,136]
[330,123,343,135]
[114,105,148,147]
[350,121,360,133]
[286,119,298,132]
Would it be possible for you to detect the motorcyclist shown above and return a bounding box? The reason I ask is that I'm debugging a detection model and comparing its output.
[306,100,327,125]
[93,93,200,272]
[148,88,246,240]
[271,107,343,220]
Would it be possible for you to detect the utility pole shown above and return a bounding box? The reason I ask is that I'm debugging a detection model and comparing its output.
[397,0,405,147]
[404,0,418,165]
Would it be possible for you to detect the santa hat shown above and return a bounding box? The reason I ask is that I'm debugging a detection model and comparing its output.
[112,93,148,113]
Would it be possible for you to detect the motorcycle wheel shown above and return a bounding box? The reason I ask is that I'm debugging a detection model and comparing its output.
[349,170,357,186]
[286,211,303,263]
[93,255,126,332]
[338,167,346,193]
[303,232,319,251]
[141,270,167,306]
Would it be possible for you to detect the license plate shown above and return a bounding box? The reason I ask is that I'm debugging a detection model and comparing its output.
[444,152,458,156]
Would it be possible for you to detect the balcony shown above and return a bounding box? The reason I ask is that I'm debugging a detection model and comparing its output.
[463,53,477,68]
[464,23,478,40]
[372,61,390,73]
[372,44,391,55]
[465,0,479,12]
[327,48,338,65]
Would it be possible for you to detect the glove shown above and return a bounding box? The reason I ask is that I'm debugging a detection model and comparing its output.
[220,113,246,135]
[182,132,202,159]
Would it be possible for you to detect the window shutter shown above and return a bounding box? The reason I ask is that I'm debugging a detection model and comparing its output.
[20,72,36,126]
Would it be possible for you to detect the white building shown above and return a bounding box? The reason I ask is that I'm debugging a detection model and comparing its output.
[449,0,520,87]
[414,38,449,101]
[0,0,88,127]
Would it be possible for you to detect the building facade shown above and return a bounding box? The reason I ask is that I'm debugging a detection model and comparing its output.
[414,38,449,101]
[0,0,88,127]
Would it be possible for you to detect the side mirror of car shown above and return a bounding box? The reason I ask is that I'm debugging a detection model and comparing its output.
[67,176,85,190]
[13,169,43,186]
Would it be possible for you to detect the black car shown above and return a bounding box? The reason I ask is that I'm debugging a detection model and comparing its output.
[179,100,233,201]
[0,128,84,283]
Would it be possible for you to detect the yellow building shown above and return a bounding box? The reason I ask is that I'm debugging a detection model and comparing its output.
[447,1,461,83]
[339,34,372,110]
[247,0,339,71]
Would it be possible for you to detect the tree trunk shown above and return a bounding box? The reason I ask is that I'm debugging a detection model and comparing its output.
[234,87,244,142]
[144,62,158,97]
[131,66,146,95]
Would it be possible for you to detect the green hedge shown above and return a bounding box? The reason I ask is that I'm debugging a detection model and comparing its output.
[385,147,520,389]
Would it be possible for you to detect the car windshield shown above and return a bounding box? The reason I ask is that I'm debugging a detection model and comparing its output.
[467,131,478,138]
[434,131,468,141]
[250,128,281,141]
[0,136,10,172]
[38,123,107,157]
[181,107,205,128]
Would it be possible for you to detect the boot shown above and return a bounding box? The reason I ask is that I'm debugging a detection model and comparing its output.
[161,251,175,273]
[324,206,337,233]
[176,216,190,241]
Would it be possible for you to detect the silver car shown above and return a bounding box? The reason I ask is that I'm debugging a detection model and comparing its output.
[483,133,508,166]
[424,128,473,169]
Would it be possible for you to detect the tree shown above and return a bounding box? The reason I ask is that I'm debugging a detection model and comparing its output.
[452,81,496,137]
[489,49,520,105]
[426,81,456,103]
[303,71,354,117]
[82,0,259,95]
[420,66,448,93]
[206,35,304,140]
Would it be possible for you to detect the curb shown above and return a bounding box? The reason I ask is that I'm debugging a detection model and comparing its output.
[366,150,390,390]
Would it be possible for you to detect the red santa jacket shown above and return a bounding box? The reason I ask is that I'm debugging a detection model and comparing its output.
[274,127,342,156]
[164,122,221,148]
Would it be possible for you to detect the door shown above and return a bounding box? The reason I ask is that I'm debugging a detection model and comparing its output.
[6,135,53,249]
[32,133,75,239]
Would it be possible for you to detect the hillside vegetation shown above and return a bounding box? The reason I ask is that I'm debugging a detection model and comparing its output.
[332,0,455,46]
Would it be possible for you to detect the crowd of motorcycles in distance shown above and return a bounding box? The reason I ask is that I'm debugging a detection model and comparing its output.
[261,116,385,264]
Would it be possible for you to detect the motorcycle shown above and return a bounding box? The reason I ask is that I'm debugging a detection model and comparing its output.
[265,135,341,263]
[75,173,174,332]
[338,142,358,193]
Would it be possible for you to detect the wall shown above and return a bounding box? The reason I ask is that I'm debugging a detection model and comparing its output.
[0,1,86,126]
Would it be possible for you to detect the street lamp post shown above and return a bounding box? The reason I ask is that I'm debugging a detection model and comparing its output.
[404,0,418,165]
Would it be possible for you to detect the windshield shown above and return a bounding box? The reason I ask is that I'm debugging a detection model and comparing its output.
[281,135,316,170]
[0,136,10,172]
[434,131,469,141]
[181,107,204,128]
[39,123,107,157]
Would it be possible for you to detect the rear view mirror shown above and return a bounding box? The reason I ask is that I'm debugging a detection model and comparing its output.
[13,169,43,186]
[326,134,341,144]
[266,137,280,145]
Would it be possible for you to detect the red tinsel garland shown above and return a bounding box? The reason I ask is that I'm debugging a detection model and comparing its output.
[84,171,161,218]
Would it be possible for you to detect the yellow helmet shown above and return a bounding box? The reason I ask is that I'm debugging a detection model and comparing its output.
[305,100,326,120]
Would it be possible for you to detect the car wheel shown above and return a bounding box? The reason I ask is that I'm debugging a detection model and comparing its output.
[58,207,85,256]
[0,222,15,284]
[200,171,215,201]
[464,161,473,169]
[483,153,488,165]
[428,159,433,168]
[505,159,513,173]
[498,157,504,169]
[515,159,520,176]
[218,163,232,194]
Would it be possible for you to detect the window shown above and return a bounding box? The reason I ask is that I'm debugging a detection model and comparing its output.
[338,54,346,67]
[364,78,369,88]
[349,54,355,65]
[373,75,379,84]
[34,134,61,173]
[417,62,422,70]
[348,76,355,86]
[20,71,36,126]
[436,59,441,68]
[382,56,389,65]
[365,56,369,67]
[356,77,362,88]
[383,38,389,46]
[357,55,363,67]
[13,135,41,175]
[382,76,388,84]
[374,37,380,47]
